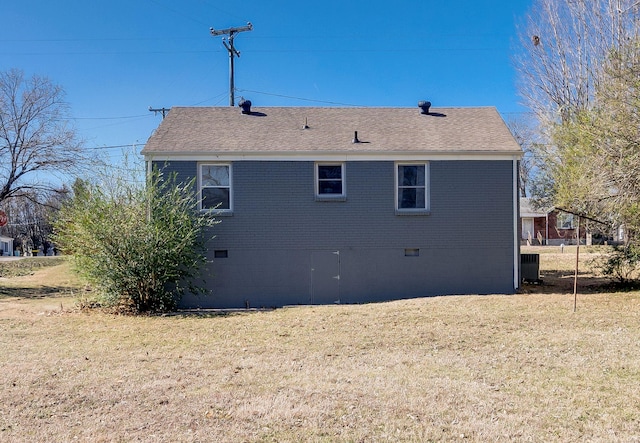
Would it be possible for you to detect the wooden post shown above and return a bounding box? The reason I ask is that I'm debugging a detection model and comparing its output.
[573,216,580,312]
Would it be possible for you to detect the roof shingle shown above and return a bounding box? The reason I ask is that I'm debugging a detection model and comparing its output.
[142,106,522,157]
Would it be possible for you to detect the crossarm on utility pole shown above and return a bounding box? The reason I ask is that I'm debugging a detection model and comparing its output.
[209,22,253,107]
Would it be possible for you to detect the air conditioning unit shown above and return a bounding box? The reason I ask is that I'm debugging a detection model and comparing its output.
[521,253,541,283]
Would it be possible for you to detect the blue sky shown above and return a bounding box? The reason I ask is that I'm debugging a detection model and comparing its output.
[1,0,532,163]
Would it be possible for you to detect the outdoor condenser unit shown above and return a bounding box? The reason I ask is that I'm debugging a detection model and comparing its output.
[521,253,541,283]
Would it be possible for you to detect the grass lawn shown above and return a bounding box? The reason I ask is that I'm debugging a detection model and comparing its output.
[1,252,639,442]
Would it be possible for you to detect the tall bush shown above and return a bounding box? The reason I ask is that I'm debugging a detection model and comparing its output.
[601,244,640,284]
[53,171,218,313]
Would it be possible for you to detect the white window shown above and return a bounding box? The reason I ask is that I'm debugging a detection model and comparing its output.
[556,212,574,229]
[316,163,345,198]
[396,163,429,212]
[200,164,232,211]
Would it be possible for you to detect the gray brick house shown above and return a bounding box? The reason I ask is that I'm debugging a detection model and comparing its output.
[142,102,523,308]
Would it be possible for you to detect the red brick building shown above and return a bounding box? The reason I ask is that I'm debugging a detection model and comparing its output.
[520,198,586,246]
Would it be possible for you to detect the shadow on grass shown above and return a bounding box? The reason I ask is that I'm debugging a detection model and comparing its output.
[0,286,75,299]
[164,308,275,318]
[521,271,614,295]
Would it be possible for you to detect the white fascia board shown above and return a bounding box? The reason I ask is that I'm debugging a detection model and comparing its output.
[513,159,520,291]
[520,211,548,218]
[144,151,523,162]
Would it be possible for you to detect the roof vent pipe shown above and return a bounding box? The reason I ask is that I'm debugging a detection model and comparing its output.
[352,131,360,143]
[418,100,431,115]
[239,98,252,114]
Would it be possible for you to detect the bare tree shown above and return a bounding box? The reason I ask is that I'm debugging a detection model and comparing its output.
[0,68,83,204]
[0,188,68,253]
[514,0,640,126]
[513,0,640,211]
[506,116,542,198]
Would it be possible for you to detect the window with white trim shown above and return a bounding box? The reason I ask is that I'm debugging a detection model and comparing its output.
[316,163,345,198]
[200,164,232,211]
[396,163,429,212]
[556,212,574,229]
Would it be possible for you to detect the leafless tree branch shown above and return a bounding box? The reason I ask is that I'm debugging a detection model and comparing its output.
[0,68,85,205]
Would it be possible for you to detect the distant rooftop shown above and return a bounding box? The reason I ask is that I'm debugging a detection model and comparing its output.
[520,197,550,217]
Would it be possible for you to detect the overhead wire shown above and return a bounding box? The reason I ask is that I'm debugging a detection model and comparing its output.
[70,114,149,120]
[85,144,141,150]
[234,88,364,107]
[0,0,518,157]
[190,90,229,106]
[147,0,211,28]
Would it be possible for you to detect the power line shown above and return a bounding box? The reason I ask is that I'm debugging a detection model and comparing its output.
[0,46,504,57]
[146,0,252,29]
[234,88,531,120]
[147,0,211,27]
[199,0,251,23]
[70,114,150,120]
[0,49,225,56]
[82,115,153,131]
[235,88,364,107]
[0,32,511,44]
[86,144,141,150]
[190,90,229,106]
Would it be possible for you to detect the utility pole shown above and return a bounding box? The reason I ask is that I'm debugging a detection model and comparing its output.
[149,106,170,119]
[210,22,253,107]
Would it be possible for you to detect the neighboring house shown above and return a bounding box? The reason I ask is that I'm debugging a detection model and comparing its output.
[519,198,610,246]
[546,209,587,245]
[0,235,13,256]
[520,197,550,245]
[142,102,523,308]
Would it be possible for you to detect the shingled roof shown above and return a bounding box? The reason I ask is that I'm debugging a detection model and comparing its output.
[142,106,522,158]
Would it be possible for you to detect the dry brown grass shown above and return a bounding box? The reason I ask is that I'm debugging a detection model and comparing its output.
[0,258,82,318]
[1,252,640,442]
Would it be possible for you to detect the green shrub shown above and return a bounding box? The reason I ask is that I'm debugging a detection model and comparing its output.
[53,171,218,313]
[600,243,640,283]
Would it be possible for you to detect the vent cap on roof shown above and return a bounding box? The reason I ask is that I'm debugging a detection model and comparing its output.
[239,98,252,114]
[418,101,431,114]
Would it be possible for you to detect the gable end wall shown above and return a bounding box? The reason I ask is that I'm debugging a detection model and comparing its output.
[154,159,516,308]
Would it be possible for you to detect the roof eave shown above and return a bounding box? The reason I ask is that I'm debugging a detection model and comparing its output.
[142,149,523,161]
